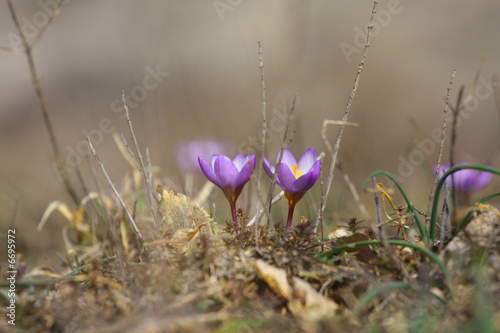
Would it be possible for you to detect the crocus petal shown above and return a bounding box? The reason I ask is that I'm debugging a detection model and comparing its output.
[232,153,248,171]
[433,162,494,192]
[214,155,239,189]
[277,148,298,168]
[262,156,276,178]
[198,157,222,188]
[211,154,219,169]
[298,148,317,173]
[175,138,234,172]
[233,162,253,198]
[466,170,494,191]
[291,160,320,194]
[450,169,471,188]
[248,152,256,169]
[277,163,297,191]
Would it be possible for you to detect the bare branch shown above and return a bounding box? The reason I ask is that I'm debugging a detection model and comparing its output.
[337,161,371,222]
[122,91,159,234]
[30,0,64,48]
[262,94,298,226]
[372,177,383,240]
[425,70,456,226]
[254,41,268,242]
[315,0,379,231]
[87,137,145,243]
[6,0,79,205]
[256,41,267,191]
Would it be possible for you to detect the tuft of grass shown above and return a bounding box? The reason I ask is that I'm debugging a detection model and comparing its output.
[316,238,453,298]
[363,170,427,241]
[429,164,500,244]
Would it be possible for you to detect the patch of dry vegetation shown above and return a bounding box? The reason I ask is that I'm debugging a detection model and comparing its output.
[3,183,500,332]
[3,1,500,332]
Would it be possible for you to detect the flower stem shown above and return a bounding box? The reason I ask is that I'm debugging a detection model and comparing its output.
[229,200,240,234]
[286,203,296,230]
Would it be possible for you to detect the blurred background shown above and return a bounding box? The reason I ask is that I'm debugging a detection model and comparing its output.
[1,1,499,265]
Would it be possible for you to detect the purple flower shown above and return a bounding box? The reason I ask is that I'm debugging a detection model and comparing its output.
[433,162,494,192]
[198,153,256,233]
[433,162,494,204]
[263,148,320,229]
[175,137,234,173]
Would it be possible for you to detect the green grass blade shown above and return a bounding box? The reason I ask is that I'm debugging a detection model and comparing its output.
[363,170,427,240]
[456,192,500,232]
[316,239,453,299]
[429,164,500,244]
[354,281,410,313]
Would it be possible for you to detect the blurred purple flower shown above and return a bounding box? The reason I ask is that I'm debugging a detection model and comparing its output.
[198,153,256,233]
[263,148,320,229]
[433,162,494,192]
[175,137,234,173]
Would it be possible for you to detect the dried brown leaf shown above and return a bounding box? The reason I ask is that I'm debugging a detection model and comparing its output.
[253,259,339,320]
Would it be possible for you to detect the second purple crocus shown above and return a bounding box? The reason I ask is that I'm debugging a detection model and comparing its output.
[263,148,321,229]
[433,162,494,204]
[199,153,256,233]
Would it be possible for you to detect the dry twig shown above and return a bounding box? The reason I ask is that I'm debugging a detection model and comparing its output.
[87,138,145,243]
[262,94,298,226]
[254,41,268,244]
[122,91,159,234]
[425,70,455,229]
[315,0,379,232]
[337,162,371,222]
[6,0,79,205]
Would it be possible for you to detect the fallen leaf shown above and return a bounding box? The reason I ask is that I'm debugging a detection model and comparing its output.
[253,259,339,320]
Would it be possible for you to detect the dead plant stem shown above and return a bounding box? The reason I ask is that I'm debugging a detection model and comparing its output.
[6,0,79,205]
[122,91,159,234]
[425,70,455,229]
[264,94,298,226]
[87,138,145,243]
[254,41,267,243]
[315,0,378,232]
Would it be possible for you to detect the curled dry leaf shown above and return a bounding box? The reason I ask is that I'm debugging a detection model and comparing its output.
[156,185,211,237]
[253,259,339,321]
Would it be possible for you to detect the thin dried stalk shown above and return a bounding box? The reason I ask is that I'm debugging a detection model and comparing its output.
[146,147,158,203]
[194,181,215,207]
[315,0,379,231]
[372,177,383,240]
[438,182,451,251]
[88,158,127,267]
[87,138,145,243]
[449,84,464,223]
[2,0,63,52]
[321,120,359,154]
[254,41,268,244]
[117,132,139,167]
[247,189,284,227]
[256,41,267,191]
[425,70,455,227]
[6,0,79,205]
[30,1,64,47]
[337,162,371,222]
[122,91,159,234]
[262,94,298,226]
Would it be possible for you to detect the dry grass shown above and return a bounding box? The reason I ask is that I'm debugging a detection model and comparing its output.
[2,1,500,332]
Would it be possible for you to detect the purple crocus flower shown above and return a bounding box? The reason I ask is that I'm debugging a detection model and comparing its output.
[175,137,234,173]
[198,153,256,233]
[263,148,321,229]
[433,162,494,203]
